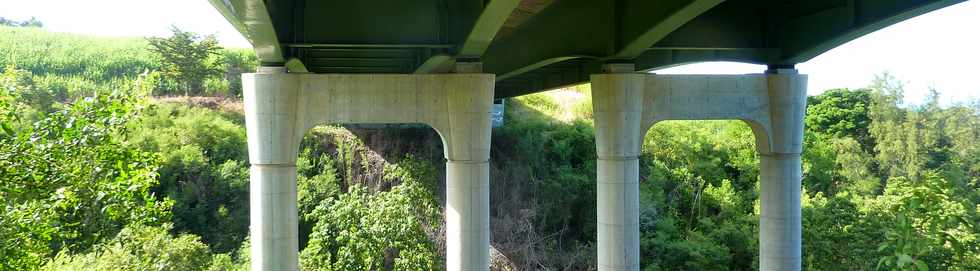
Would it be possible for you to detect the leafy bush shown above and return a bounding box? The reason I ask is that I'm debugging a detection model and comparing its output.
[0,88,171,269]
[126,103,249,253]
[42,223,213,271]
[297,128,442,270]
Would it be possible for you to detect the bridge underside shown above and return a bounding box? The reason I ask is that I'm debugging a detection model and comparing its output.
[211,0,962,98]
[207,0,966,270]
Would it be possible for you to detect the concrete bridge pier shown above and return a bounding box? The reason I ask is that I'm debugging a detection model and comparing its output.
[591,64,644,271]
[243,64,494,271]
[758,68,806,270]
[443,63,494,271]
[590,64,806,271]
[244,66,302,271]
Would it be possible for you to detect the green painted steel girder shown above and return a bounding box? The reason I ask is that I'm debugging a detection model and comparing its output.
[777,0,967,63]
[459,0,523,57]
[481,0,723,80]
[415,0,523,73]
[207,0,283,63]
[208,0,966,98]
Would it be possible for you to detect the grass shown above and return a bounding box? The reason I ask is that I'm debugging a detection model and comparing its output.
[0,25,257,99]
[0,26,157,81]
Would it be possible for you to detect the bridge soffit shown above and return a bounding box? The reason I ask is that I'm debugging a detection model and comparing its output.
[483,0,723,78]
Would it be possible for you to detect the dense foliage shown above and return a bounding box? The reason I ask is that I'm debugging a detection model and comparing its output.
[42,223,214,271]
[1,68,170,270]
[2,26,979,270]
[147,26,225,96]
[493,82,980,270]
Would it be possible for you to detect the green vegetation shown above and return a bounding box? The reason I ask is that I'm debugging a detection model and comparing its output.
[147,26,226,96]
[0,25,253,100]
[2,26,979,270]
[496,82,980,270]
[42,223,215,271]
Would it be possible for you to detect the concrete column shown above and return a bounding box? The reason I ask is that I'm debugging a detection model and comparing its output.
[445,160,490,270]
[759,153,802,270]
[444,62,494,271]
[758,68,807,271]
[243,66,302,271]
[591,64,643,271]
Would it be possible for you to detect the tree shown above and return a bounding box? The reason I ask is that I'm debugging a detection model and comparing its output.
[805,88,873,151]
[869,74,948,181]
[147,26,223,96]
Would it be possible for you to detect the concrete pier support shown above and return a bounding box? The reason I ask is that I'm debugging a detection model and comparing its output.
[446,160,491,270]
[242,64,494,271]
[588,64,806,271]
[759,154,802,269]
[591,65,644,271]
[758,69,806,271]
[244,66,302,271]
[443,63,493,271]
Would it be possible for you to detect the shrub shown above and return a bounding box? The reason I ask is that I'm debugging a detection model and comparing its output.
[300,157,441,271]
[42,223,213,271]
[127,103,249,253]
[0,90,171,269]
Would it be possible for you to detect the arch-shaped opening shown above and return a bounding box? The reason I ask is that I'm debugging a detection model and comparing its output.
[642,117,772,156]
[300,122,450,165]
[504,87,781,268]
[635,119,767,267]
[286,122,450,265]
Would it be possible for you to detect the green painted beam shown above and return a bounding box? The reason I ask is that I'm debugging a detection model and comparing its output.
[206,0,283,63]
[285,58,309,73]
[458,0,523,57]
[482,0,615,77]
[494,58,600,98]
[296,0,449,45]
[780,0,965,63]
[483,0,721,80]
[415,0,521,73]
[414,54,456,73]
[649,0,767,50]
[611,0,724,58]
[497,56,594,80]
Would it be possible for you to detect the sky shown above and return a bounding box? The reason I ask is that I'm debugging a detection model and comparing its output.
[2,0,978,104]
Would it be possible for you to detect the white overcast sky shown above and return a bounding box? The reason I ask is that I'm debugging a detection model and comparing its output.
[2,0,978,104]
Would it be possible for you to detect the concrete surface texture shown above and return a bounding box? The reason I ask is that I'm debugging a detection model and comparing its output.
[243,62,805,271]
[590,64,807,271]
[243,65,495,271]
